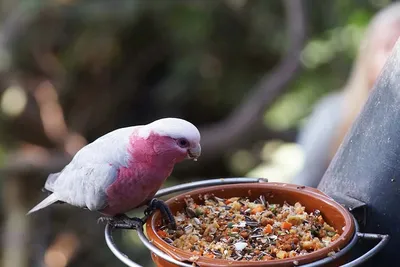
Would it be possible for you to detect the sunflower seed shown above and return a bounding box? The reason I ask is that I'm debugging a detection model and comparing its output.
[245,221,259,227]
[186,207,197,218]
[249,234,263,238]
[193,217,201,225]
[212,250,222,257]
[268,235,278,240]
[184,225,193,234]
[252,227,262,233]
[163,237,174,244]
[260,195,266,206]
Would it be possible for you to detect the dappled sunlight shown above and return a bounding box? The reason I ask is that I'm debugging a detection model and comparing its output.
[0,85,27,118]
[33,80,87,156]
[34,81,68,144]
[44,232,80,267]
[301,24,365,69]
[229,149,257,175]
[247,142,305,184]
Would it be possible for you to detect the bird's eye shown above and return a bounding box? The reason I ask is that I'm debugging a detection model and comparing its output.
[177,138,189,148]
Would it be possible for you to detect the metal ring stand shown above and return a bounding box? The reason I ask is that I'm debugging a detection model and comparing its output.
[104,178,390,267]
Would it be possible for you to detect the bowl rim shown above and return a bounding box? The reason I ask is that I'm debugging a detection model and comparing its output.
[146,182,355,266]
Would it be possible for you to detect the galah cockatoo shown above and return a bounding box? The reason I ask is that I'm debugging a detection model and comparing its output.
[27,118,201,229]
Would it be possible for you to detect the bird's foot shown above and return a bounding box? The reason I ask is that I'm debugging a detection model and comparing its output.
[144,198,177,230]
[98,214,144,229]
[97,216,114,224]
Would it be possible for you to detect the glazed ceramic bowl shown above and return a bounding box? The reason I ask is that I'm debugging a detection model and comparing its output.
[145,182,355,267]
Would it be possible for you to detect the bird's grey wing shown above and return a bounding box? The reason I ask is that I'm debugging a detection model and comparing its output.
[44,172,62,192]
[50,126,136,210]
[52,163,119,211]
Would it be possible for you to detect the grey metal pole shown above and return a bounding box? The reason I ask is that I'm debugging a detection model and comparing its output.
[318,38,400,266]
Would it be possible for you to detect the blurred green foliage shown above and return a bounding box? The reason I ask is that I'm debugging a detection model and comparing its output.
[0,0,396,267]
[265,4,375,132]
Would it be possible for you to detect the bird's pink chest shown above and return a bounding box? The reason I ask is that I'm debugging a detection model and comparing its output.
[102,163,173,216]
[100,134,184,216]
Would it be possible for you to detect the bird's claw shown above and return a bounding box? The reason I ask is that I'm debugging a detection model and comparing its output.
[144,198,177,230]
[98,214,144,230]
[97,216,113,224]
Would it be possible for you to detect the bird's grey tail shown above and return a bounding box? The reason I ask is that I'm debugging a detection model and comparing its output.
[44,172,61,192]
[27,194,59,215]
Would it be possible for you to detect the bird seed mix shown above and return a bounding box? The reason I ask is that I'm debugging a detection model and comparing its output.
[156,194,340,261]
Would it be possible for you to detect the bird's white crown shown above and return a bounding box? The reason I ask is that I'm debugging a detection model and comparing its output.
[138,117,200,143]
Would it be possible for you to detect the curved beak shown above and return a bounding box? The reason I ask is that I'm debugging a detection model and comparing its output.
[187,144,201,161]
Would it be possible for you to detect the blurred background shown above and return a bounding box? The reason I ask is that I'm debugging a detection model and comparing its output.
[0,0,398,266]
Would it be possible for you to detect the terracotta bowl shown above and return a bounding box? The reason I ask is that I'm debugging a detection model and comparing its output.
[146,182,355,267]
